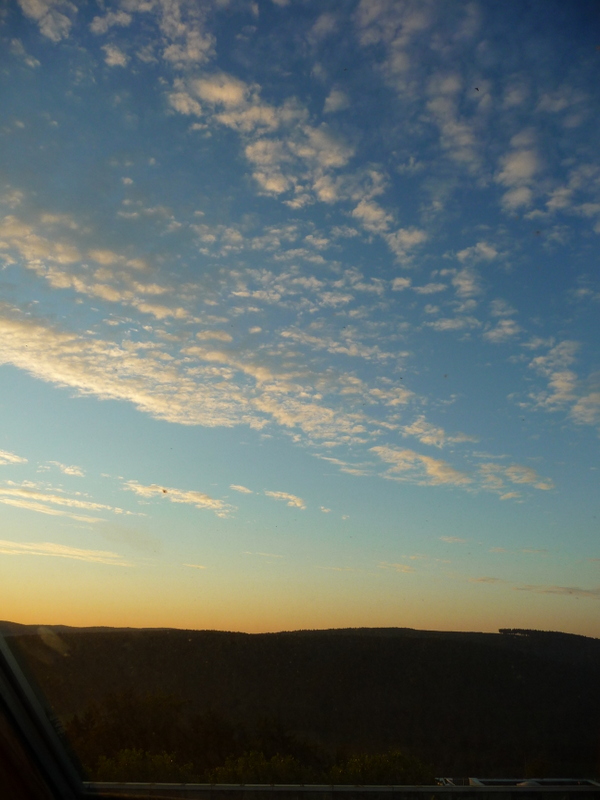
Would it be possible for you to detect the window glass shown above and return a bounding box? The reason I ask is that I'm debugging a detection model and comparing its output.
[1,0,599,785]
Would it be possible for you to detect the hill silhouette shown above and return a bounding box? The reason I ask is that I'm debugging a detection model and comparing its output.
[3,625,599,781]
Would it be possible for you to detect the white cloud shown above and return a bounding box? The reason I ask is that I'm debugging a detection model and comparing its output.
[497,149,540,186]
[412,282,447,295]
[502,186,533,209]
[102,44,128,67]
[324,89,349,114]
[392,277,411,291]
[401,416,477,448]
[496,145,541,209]
[47,460,85,477]
[571,391,600,427]
[371,446,471,486]
[528,341,581,412]
[479,463,554,492]
[264,490,306,509]
[456,242,498,263]
[196,330,233,342]
[169,90,203,116]
[0,539,130,566]
[0,449,27,466]
[490,299,517,317]
[385,227,428,261]
[483,319,521,343]
[0,482,134,523]
[230,484,252,494]
[124,480,232,517]
[378,561,415,573]
[427,316,481,332]
[9,38,40,68]
[0,495,103,524]
[440,536,466,544]
[194,73,249,107]
[308,12,338,44]
[452,267,481,297]
[170,72,356,208]
[17,0,75,43]
[90,10,132,35]
[281,328,393,361]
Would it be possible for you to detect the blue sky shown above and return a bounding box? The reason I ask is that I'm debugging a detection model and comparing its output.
[0,0,599,635]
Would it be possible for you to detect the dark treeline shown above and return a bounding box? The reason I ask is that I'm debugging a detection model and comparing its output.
[6,626,600,782]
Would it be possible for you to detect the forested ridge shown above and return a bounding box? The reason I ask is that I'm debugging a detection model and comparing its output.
[3,625,599,782]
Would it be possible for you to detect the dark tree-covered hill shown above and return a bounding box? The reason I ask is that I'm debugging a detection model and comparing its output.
[3,625,600,778]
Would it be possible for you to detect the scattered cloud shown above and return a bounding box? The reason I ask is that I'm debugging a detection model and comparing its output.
[457,242,498,263]
[0,538,130,566]
[484,318,521,343]
[264,490,306,509]
[401,415,477,448]
[47,461,85,477]
[479,462,554,492]
[496,142,541,210]
[123,480,233,517]
[515,583,600,600]
[9,38,40,68]
[440,536,466,544]
[0,482,134,523]
[17,0,76,43]
[372,446,471,486]
[90,10,132,35]
[0,449,27,466]
[230,484,252,494]
[324,89,349,114]
[378,561,415,573]
[102,44,128,67]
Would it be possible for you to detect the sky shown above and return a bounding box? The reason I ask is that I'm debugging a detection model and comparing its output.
[0,0,599,636]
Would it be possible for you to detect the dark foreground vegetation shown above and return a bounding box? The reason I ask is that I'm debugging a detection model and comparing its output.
[3,624,600,782]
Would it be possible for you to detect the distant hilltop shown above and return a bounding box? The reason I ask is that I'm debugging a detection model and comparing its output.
[4,623,600,777]
[1,620,598,642]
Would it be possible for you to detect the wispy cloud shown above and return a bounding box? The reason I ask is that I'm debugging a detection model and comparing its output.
[264,490,306,510]
[378,561,415,573]
[0,449,27,466]
[372,446,471,486]
[124,480,233,518]
[479,463,554,492]
[515,583,600,600]
[245,551,284,559]
[47,461,85,477]
[0,482,133,523]
[401,415,477,448]
[0,539,130,566]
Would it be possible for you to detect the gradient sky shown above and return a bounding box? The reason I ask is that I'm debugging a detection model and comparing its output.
[0,0,599,636]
